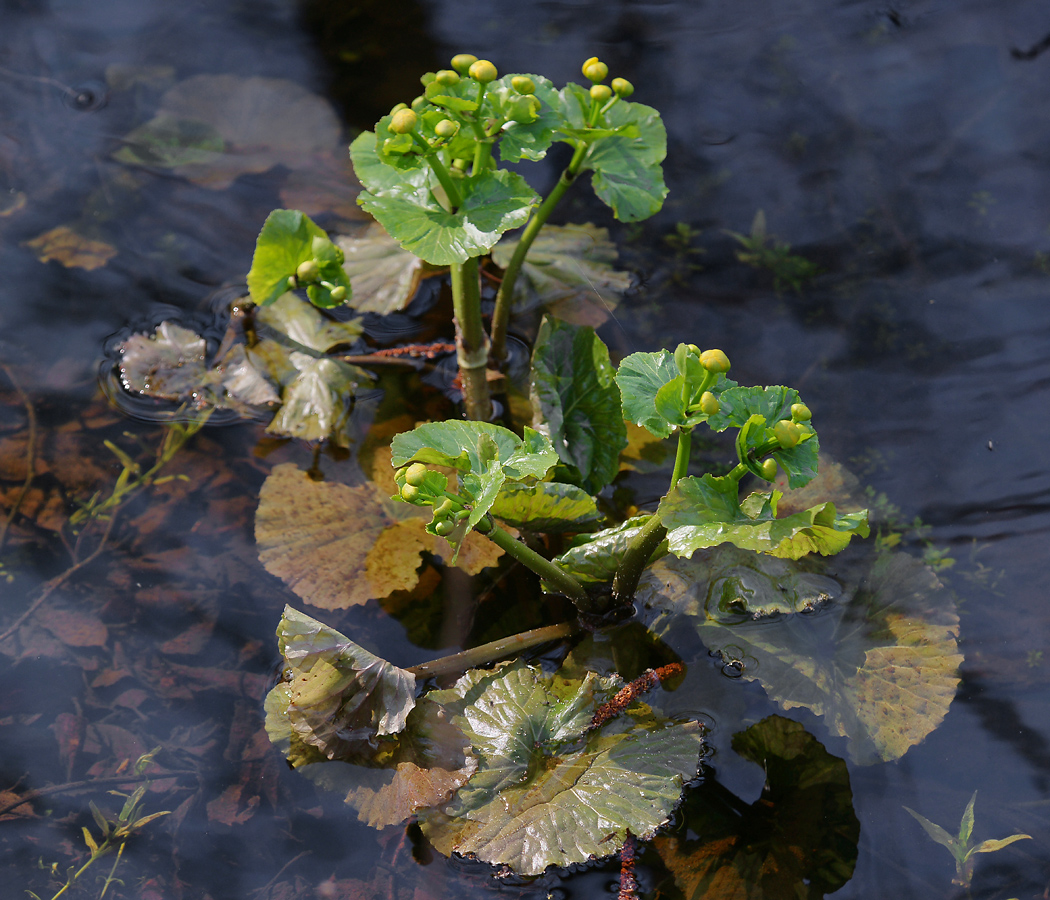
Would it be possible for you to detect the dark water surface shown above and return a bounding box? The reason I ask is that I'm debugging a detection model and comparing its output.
[2,1,1049,898]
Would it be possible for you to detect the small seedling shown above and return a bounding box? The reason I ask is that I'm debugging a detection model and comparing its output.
[904,791,1031,887]
[725,209,821,294]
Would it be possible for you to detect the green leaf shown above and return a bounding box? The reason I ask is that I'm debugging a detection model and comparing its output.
[247,209,350,308]
[268,606,417,764]
[710,385,819,489]
[616,349,681,439]
[489,481,603,532]
[490,222,632,318]
[351,132,539,265]
[553,516,657,585]
[349,130,431,195]
[959,790,977,845]
[655,716,859,900]
[904,807,960,855]
[637,549,962,763]
[391,421,554,475]
[529,316,627,494]
[971,834,1032,854]
[653,372,738,433]
[488,74,563,163]
[560,84,668,222]
[658,474,870,560]
[419,660,703,875]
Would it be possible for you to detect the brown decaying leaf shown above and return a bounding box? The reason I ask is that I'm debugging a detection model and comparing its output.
[256,464,503,609]
[38,601,108,647]
[0,791,37,820]
[347,761,478,829]
[23,226,117,270]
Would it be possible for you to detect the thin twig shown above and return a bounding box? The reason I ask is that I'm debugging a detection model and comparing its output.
[0,364,37,555]
[0,512,118,646]
[0,770,197,818]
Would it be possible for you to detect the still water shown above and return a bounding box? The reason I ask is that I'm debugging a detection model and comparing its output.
[2,0,1049,897]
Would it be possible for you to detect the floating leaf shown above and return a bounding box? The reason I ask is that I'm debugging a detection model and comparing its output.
[114,75,342,189]
[529,316,627,494]
[267,606,416,762]
[489,481,603,533]
[253,291,363,353]
[118,322,210,401]
[334,224,426,314]
[655,716,859,900]
[350,132,538,265]
[491,223,631,318]
[24,226,117,270]
[419,660,703,875]
[637,548,962,763]
[265,352,356,444]
[658,474,869,561]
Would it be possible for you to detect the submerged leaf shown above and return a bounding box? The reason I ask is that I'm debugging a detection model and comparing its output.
[256,464,500,609]
[24,226,117,270]
[529,316,627,494]
[114,75,342,188]
[335,224,426,314]
[655,716,859,900]
[264,352,356,443]
[118,322,210,400]
[491,223,631,319]
[419,660,703,875]
[637,548,962,763]
[253,291,363,353]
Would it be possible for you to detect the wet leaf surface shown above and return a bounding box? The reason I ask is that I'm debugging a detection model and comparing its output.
[529,316,626,494]
[655,716,859,900]
[638,547,962,763]
[419,659,703,875]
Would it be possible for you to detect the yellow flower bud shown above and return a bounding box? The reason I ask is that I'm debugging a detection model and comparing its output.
[611,77,634,97]
[590,83,612,102]
[700,348,731,373]
[468,59,498,83]
[451,54,478,74]
[584,61,609,83]
[389,108,418,134]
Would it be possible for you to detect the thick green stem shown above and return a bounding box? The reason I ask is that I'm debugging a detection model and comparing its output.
[611,426,692,605]
[490,142,590,361]
[475,516,588,603]
[450,257,492,421]
[406,621,577,679]
[424,153,462,210]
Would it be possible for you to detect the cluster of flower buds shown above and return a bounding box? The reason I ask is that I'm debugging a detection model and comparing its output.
[393,463,471,537]
[289,257,346,302]
[673,343,731,417]
[758,402,815,479]
[581,56,635,104]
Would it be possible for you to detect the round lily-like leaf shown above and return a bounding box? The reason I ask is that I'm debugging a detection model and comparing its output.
[489,481,603,533]
[255,464,501,610]
[118,321,210,400]
[637,547,962,763]
[351,132,539,265]
[616,349,681,439]
[419,660,704,875]
[655,715,859,899]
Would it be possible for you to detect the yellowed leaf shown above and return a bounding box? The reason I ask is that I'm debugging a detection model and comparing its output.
[24,226,117,270]
[347,761,477,829]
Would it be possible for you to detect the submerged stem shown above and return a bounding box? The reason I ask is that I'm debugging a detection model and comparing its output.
[406,621,577,679]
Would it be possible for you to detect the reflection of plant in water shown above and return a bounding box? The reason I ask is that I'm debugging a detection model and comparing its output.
[905,791,1031,888]
[726,209,821,294]
[28,749,171,900]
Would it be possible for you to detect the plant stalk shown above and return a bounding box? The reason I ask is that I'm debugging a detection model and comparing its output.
[475,516,588,603]
[449,257,492,421]
[406,621,577,679]
[611,427,692,605]
[489,141,590,361]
